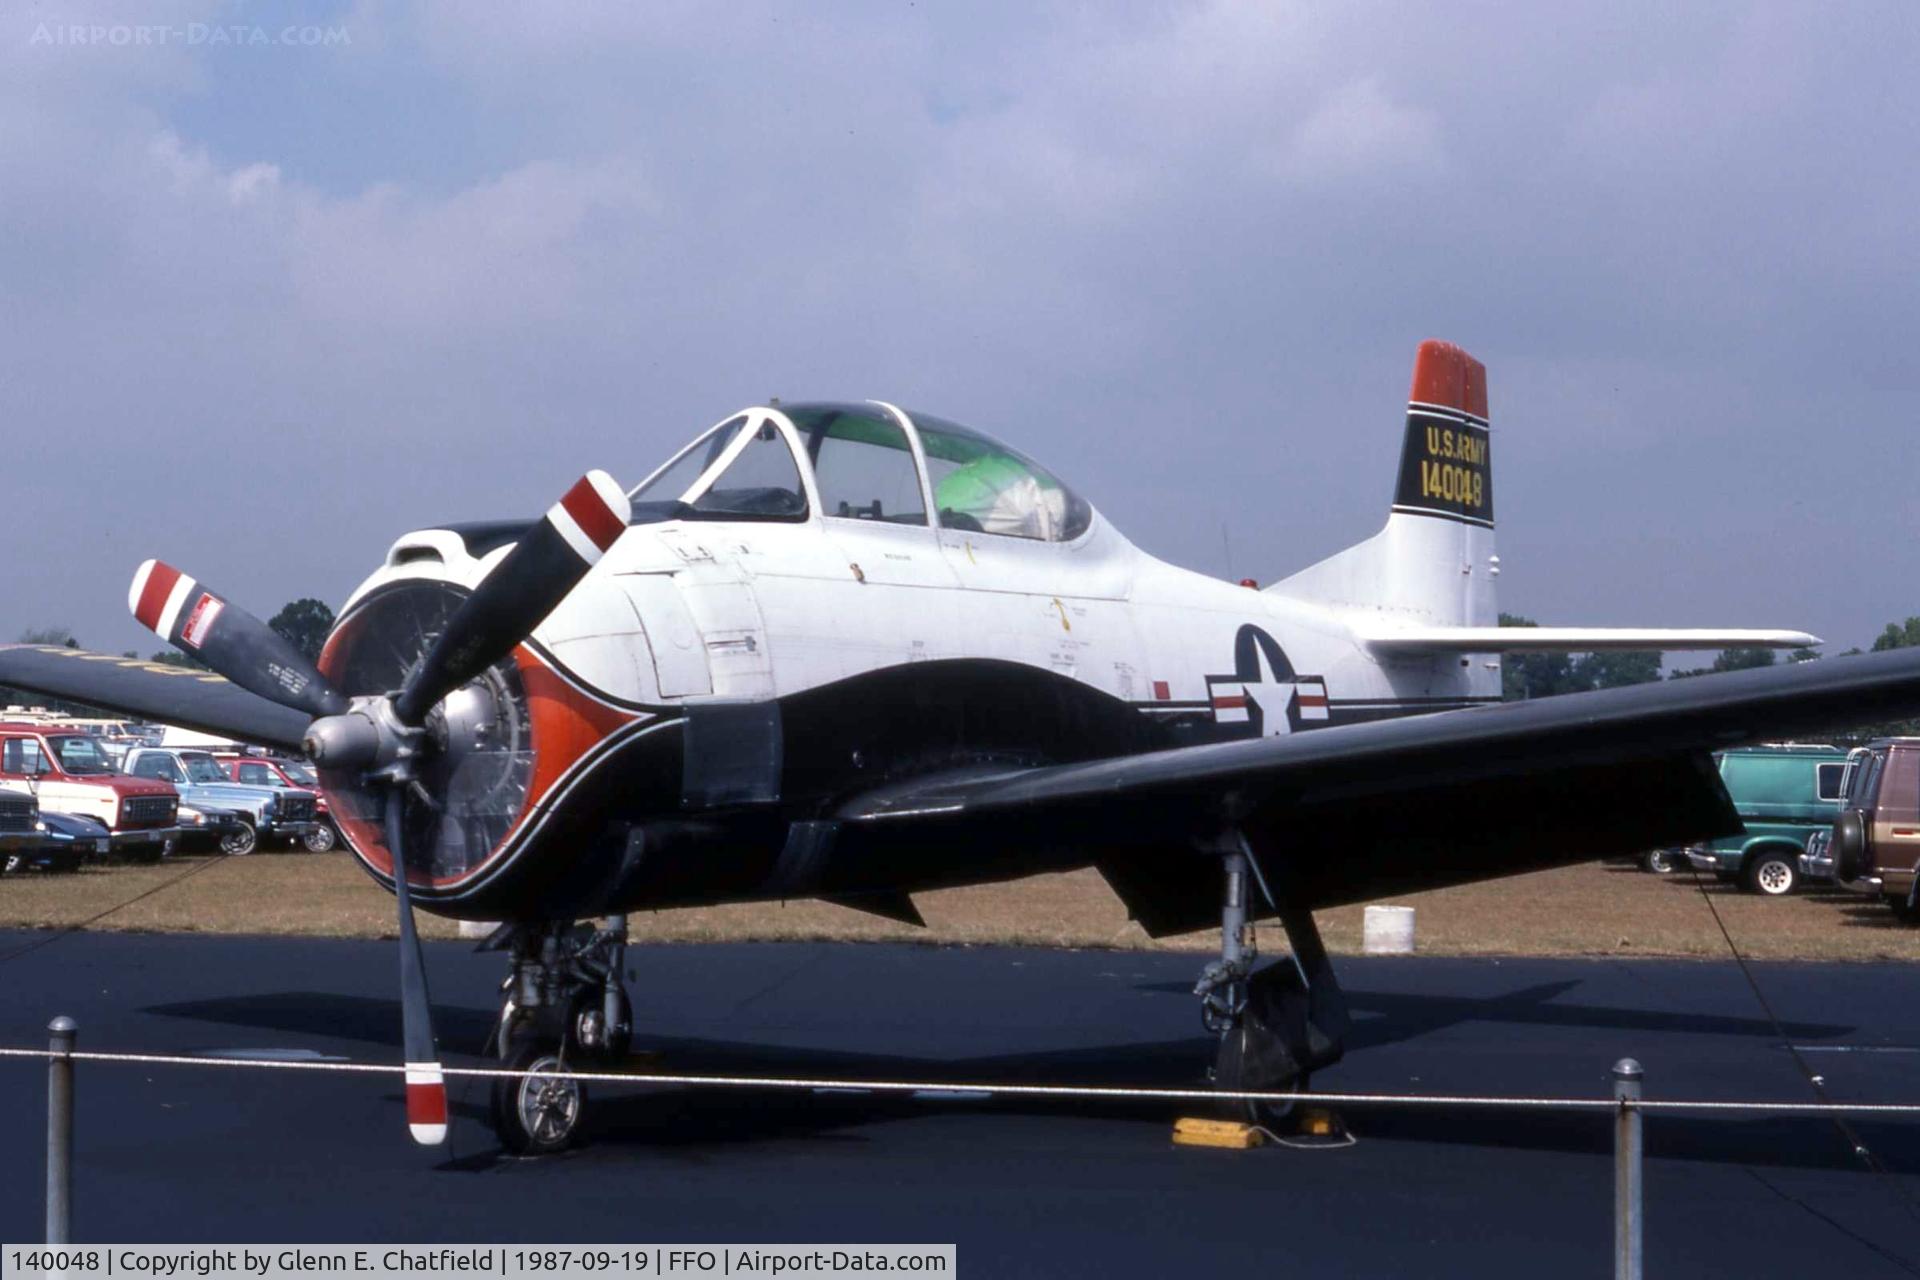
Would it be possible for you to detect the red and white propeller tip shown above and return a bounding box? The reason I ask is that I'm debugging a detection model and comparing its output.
[546,469,631,567]
[128,559,219,647]
[405,1063,448,1145]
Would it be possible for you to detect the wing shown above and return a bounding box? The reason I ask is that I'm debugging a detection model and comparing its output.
[1359,625,1820,654]
[838,647,1920,934]
[0,645,311,751]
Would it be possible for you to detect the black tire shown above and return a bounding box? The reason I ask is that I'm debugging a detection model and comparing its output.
[491,1040,586,1155]
[1642,848,1678,874]
[1212,1023,1304,1130]
[122,841,167,865]
[1744,850,1798,897]
[220,820,257,857]
[302,824,337,853]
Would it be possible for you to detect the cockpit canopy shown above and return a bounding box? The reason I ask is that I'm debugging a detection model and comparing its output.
[631,402,1094,543]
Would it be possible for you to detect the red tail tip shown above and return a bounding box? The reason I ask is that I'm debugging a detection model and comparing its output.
[1409,340,1489,421]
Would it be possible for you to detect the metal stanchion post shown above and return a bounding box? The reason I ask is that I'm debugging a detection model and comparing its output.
[1613,1058,1644,1280]
[47,1016,76,1244]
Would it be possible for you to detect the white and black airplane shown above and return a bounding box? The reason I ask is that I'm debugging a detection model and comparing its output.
[8,340,1920,1152]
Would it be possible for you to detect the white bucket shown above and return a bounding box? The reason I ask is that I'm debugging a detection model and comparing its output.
[1362,905,1416,955]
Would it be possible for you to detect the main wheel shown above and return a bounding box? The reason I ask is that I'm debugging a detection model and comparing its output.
[1744,851,1798,896]
[220,820,257,857]
[1212,1022,1303,1130]
[302,824,337,853]
[1642,848,1678,874]
[491,1040,586,1155]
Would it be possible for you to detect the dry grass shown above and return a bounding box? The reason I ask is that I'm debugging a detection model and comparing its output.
[5,850,1920,961]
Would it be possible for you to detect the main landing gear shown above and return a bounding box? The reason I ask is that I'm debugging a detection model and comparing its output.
[486,914,634,1154]
[1194,834,1350,1135]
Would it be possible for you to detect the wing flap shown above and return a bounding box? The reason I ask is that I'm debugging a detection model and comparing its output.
[0,644,310,750]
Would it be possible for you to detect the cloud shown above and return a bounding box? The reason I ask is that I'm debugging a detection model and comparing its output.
[1280,77,1444,183]
[3,1,1918,658]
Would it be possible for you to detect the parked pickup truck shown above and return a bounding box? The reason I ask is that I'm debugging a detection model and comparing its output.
[225,756,336,852]
[1683,744,1849,895]
[122,747,319,856]
[0,723,178,861]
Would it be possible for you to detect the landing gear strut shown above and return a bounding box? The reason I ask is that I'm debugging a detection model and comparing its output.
[488,914,633,1154]
[1196,833,1350,1132]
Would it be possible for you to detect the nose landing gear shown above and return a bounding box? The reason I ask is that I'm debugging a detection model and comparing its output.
[488,914,633,1154]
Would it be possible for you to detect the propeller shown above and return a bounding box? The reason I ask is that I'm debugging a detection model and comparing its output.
[128,561,349,719]
[394,470,631,727]
[129,469,631,1146]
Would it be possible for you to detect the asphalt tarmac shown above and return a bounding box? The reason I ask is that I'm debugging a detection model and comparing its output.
[4,930,1920,1276]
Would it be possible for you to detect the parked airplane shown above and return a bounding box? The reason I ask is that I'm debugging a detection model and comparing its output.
[7,340,1919,1153]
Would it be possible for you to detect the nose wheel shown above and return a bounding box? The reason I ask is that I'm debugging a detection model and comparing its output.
[491,1040,587,1155]
[486,914,633,1155]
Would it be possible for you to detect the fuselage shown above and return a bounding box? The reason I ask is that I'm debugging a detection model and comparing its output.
[319,402,1499,919]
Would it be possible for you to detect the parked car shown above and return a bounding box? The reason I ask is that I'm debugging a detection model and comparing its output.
[1801,826,1835,884]
[0,723,178,861]
[1682,744,1848,895]
[0,790,52,873]
[225,757,335,851]
[121,747,319,855]
[1828,737,1920,921]
[173,802,255,855]
[26,810,113,872]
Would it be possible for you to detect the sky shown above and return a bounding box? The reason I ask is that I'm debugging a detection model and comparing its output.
[3,1,1916,660]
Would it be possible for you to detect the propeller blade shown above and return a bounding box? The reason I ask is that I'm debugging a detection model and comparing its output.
[393,470,629,725]
[387,787,447,1146]
[128,561,349,719]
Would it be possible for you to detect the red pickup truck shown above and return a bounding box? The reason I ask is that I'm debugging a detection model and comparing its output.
[225,756,336,851]
[0,722,178,861]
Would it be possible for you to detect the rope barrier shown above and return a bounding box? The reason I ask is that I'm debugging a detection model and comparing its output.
[6,1043,1920,1115]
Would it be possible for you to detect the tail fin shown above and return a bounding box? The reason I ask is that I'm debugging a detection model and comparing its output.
[1271,340,1495,628]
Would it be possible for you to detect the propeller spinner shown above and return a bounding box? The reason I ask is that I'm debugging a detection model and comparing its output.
[129,469,631,1145]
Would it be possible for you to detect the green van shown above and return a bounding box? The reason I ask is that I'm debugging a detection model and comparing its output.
[1682,745,1849,895]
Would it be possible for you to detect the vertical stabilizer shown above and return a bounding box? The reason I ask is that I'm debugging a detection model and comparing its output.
[1271,340,1496,629]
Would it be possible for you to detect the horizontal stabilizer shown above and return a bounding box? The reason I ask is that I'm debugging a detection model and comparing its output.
[1360,626,1819,655]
